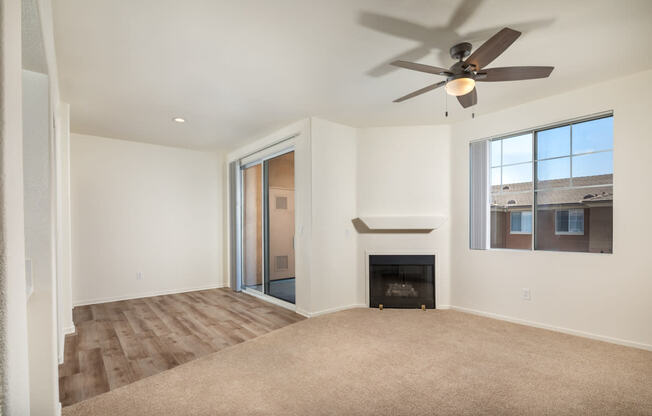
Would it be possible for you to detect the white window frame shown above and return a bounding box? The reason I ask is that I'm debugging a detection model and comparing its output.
[509,211,532,235]
[554,209,585,235]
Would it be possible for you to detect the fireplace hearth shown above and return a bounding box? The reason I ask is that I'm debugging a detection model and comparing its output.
[369,255,435,309]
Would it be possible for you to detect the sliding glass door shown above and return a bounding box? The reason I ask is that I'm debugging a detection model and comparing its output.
[241,150,295,304]
[242,164,262,291]
[265,151,295,303]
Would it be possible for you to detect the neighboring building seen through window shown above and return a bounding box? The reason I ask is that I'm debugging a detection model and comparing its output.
[510,211,532,234]
[488,115,613,253]
[555,209,584,235]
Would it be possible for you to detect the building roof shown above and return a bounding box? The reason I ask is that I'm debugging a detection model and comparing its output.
[491,174,613,210]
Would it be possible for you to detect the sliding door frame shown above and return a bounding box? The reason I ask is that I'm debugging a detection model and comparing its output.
[239,146,296,310]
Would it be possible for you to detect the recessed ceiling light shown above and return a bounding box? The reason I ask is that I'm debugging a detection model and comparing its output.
[172,117,186,123]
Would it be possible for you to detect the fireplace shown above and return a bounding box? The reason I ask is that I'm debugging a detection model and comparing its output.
[369,255,435,309]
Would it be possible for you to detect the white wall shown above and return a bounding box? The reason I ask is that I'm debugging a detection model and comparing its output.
[55,103,74,340]
[357,125,452,308]
[23,69,59,416]
[309,118,359,314]
[26,1,72,412]
[1,1,31,413]
[450,70,652,349]
[71,134,224,305]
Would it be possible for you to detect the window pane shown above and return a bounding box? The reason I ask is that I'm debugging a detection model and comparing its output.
[521,211,532,233]
[556,210,569,233]
[491,140,501,167]
[569,209,584,233]
[502,163,532,185]
[491,191,532,249]
[537,126,570,159]
[491,167,501,185]
[572,117,613,154]
[572,151,613,178]
[537,157,570,181]
[535,189,612,253]
[502,134,532,165]
[266,151,296,304]
[510,212,521,232]
[511,211,532,234]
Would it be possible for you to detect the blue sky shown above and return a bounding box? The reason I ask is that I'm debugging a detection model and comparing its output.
[491,117,613,185]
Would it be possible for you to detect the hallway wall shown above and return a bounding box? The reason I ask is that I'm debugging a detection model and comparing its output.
[70,134,225,305]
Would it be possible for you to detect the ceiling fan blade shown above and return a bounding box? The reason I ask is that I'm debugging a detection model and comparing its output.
[391,60,451,76]
[393,81,446,102]
[457,87,477,108]
[465,28,521,69]
[477,66,554,82]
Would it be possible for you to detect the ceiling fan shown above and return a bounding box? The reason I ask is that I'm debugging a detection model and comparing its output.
[391,27,554,108]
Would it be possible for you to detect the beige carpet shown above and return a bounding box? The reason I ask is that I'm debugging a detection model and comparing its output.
[63,309,652,416]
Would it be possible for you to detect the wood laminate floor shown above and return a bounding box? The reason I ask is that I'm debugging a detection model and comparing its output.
[58,288,305,407]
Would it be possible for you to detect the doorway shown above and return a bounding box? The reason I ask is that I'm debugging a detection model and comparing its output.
[241,149,295,304]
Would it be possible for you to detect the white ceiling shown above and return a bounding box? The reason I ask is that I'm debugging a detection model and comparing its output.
[53,0,652,150]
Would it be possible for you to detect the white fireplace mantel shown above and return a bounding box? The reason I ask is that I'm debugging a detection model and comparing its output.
[357,215,447,231]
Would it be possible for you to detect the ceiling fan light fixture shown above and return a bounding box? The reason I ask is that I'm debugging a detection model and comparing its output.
[445,77,475,96]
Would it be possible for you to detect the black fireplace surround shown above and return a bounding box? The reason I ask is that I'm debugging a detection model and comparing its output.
[369,255,435,309]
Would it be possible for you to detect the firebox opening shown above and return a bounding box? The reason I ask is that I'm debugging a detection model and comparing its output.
[369,255,435,309]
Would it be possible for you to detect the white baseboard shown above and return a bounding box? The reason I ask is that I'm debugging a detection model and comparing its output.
[297,303,367,318]
[59,325,77,364]
[72,283,226,306]
[241,288,297,312]
[451,305,652,352]
[295,308,310,317]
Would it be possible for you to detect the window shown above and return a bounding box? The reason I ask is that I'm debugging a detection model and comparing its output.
[510,211,532,234]
[489,133,533,249]
[534,116,612,252]
[555,209,584,235]
[471,113,613,253]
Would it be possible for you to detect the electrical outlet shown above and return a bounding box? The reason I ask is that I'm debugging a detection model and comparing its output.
[522,288,531,301]
[137,272,143,280]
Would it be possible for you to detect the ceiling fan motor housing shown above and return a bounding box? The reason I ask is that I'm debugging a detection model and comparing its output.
[449,42,472,60]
